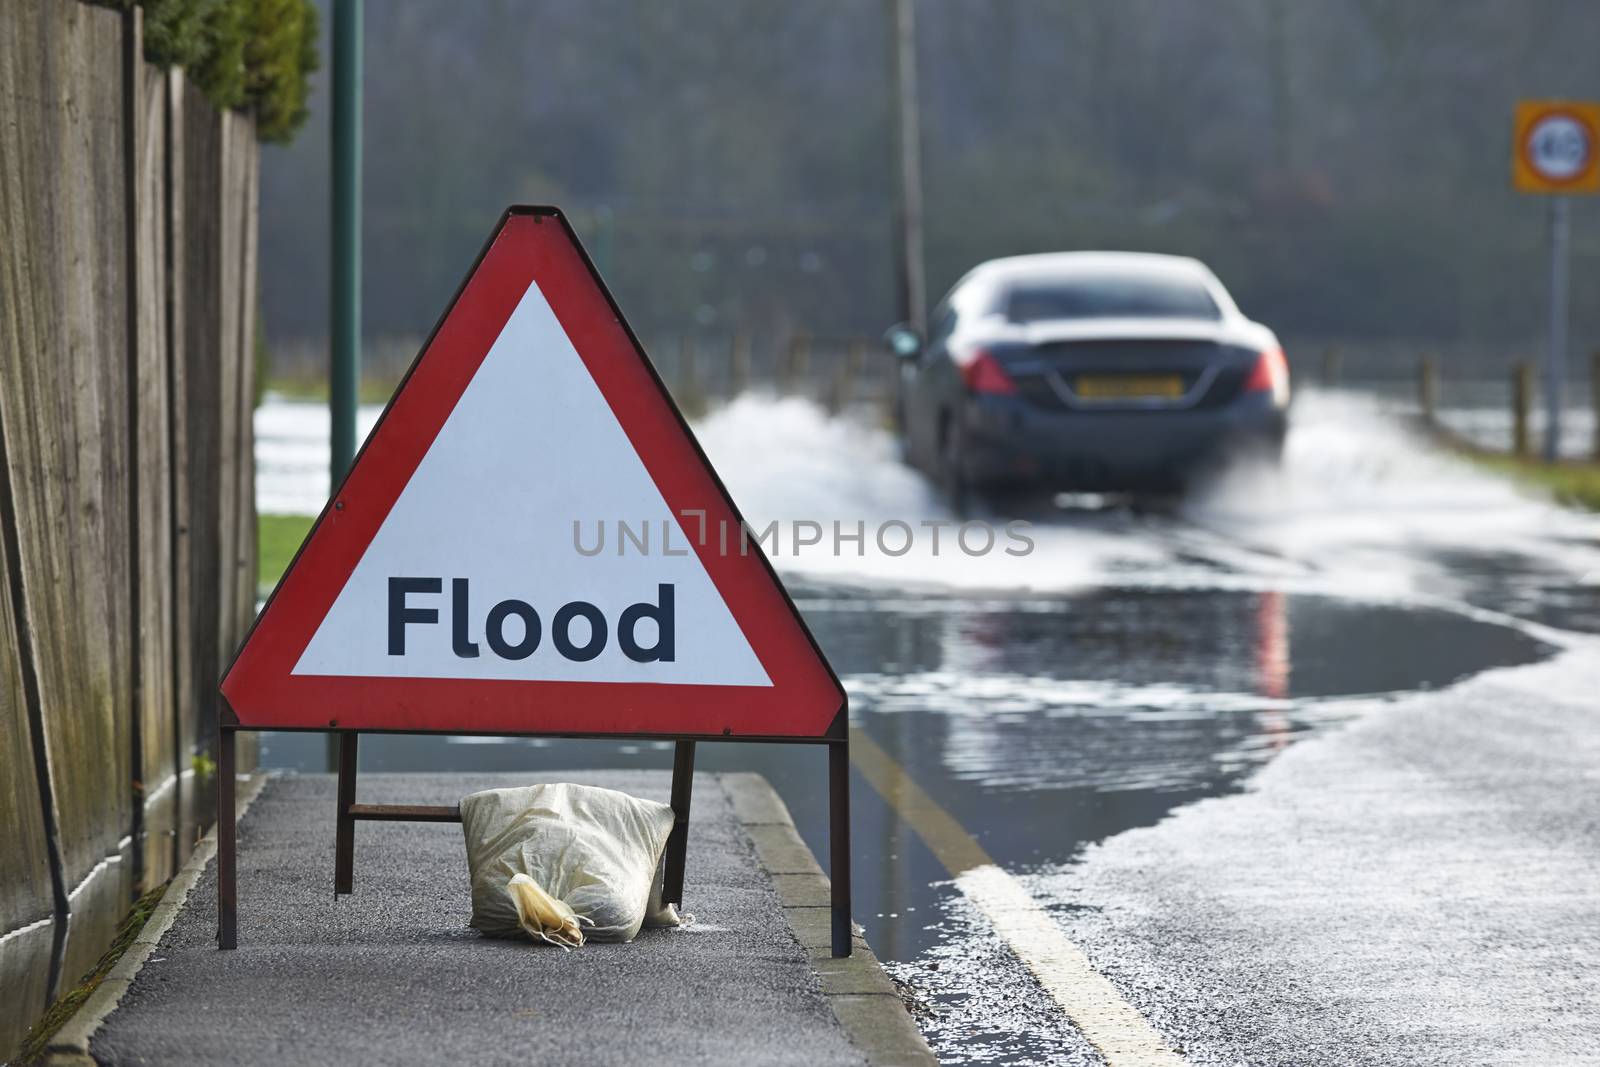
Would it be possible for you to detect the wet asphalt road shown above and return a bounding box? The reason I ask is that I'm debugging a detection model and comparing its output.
[260,580,1567,1064]
[256,390,1600,1064]
[1045,646,1600,1066]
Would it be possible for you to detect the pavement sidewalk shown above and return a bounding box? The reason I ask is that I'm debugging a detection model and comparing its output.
[54,770,930,1067]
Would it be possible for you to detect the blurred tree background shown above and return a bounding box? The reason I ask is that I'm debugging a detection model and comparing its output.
[258,0,1600,386]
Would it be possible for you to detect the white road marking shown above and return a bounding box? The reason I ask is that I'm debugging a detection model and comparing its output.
[957,864,1186,1066]
[850,727,1187,1066]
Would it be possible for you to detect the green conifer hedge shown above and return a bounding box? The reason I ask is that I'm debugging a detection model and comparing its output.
[96,0,319,143]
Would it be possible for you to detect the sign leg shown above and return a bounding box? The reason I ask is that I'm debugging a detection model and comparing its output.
[218,726,237,949]
[662,740,696,905]
[334,731,359,894]
[830,738,852,958]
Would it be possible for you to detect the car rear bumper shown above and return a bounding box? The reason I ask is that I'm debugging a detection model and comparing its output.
[960,391,1288,492]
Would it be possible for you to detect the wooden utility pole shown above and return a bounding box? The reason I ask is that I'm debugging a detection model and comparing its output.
[887,0,926,332]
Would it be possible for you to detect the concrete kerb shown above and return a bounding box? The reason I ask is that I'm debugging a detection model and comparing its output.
[42,772,272,1066]
[718,772,936,1067]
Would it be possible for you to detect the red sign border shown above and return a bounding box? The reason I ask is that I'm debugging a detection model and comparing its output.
[221,206,846,742]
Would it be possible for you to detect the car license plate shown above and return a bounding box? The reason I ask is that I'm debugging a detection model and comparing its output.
[1073,374,1185,400]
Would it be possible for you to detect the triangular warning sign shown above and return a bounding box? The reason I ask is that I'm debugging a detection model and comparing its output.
[223,207,844,739]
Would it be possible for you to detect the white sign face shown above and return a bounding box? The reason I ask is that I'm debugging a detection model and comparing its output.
[1526,113,1593,183]
[293,278,771,687]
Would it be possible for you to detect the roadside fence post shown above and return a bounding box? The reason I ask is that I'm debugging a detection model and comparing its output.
[826,366,846,416]
[1513,360,1532,458]
[1322,347,1340,388]
[847,336,869,381]
[780,334,810,396]
[827,338,869,416]
[1418,354,1438,425]
[1591,350,1600,461]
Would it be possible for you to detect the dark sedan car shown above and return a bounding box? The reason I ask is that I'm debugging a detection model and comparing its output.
[887,252,1290,506]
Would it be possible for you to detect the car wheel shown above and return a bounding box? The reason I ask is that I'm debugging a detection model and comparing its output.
[940,416,973,516]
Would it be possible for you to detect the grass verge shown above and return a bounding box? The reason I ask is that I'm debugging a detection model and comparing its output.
[264,375,398,405]
[1466,452,1600,511]
[260,513,315,589]
[17,880,171,1064]
[1422,417,1600,512]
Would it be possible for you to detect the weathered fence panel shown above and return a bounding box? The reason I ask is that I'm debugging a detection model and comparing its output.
[213,110,242,708]
[175,89,266,846]
[167,68,202,862]
[0,0,136,994]
[134,46,178,889]
[0,527,57,1059]
[0,3,260,1052]
[180,86,224,852]
[0,16,71,1058]
[231,126,261,778]
[223,112,260,771]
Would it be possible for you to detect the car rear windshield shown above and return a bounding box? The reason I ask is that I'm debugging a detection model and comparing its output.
[1005,272,1220,322]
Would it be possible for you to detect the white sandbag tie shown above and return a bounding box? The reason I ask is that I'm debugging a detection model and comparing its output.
[506,873,593,950]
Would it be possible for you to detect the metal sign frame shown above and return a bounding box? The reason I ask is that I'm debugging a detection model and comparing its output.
[218,206,852,958]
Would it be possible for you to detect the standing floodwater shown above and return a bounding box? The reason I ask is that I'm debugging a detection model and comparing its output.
[255,387,1600,1064]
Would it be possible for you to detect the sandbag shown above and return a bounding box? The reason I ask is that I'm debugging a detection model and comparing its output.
[461,783,680,945]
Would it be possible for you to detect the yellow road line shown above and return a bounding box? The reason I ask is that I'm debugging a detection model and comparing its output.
[850,726,1187,1067]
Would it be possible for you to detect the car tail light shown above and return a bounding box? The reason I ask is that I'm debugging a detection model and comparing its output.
[959,349,1018,395]
[1244,346,1290,407]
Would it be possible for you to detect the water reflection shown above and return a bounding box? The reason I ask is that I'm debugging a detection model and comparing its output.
[1256,590,1291,753]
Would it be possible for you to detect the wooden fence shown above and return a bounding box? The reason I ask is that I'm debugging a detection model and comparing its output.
[1400,349,1600,460]
[268,329,898,420]
[0,1,259,1053]
[645,332,890,418]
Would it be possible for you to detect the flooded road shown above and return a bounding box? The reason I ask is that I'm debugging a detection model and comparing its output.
[256,388,1599,1064]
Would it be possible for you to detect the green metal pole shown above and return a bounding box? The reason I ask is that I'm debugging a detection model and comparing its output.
[328,0,361,774]
[330,0,362,485]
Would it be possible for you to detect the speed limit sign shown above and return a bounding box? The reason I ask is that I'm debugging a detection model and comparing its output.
[1512,102,1598,463]
[1514,101,1600,194]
